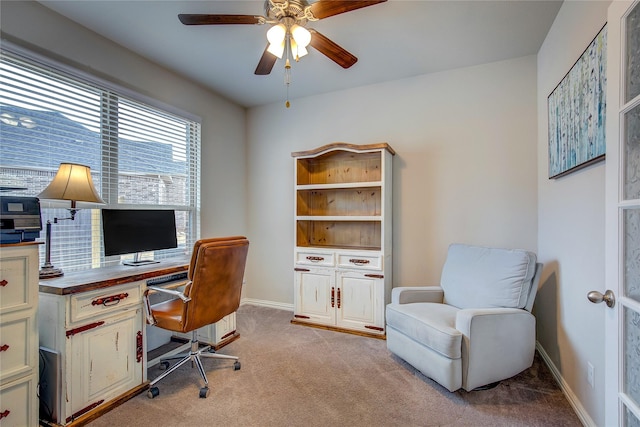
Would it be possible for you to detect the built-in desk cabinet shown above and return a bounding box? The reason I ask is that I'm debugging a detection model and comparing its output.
[39,281,146,425]
[0,243,40,427]
[38,260,238,426]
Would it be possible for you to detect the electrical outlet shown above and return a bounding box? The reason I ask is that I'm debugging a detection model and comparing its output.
[587,362,595,388]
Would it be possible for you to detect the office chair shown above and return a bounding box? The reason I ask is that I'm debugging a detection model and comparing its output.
[143,236,249,398]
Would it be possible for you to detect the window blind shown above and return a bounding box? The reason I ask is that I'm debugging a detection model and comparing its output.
[0,47,201,272]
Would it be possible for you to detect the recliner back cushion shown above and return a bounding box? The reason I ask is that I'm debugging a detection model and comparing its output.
[441,244,537,309]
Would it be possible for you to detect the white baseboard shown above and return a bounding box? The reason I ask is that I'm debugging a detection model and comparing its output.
[240,297,293,311]
[536,342,595,427]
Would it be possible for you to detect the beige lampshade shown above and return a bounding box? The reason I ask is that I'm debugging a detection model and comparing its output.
[38,163,105,204]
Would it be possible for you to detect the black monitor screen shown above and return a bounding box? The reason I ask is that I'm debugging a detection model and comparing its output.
[101,209,177,258]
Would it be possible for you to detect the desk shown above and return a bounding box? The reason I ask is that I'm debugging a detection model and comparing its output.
[38,259,239,427]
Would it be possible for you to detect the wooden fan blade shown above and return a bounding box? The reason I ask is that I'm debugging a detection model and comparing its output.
[307,0,387,20]
[255,45,278,75]
[309,29,357,69]
[178,14,262,25]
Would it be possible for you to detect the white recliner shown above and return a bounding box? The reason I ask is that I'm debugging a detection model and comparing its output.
[386,243,542,392]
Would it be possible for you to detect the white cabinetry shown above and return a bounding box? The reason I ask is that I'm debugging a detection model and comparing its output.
[0,243,39,427]
[292,143,394,337]
[37,259,240,425]
[39,281,145,425]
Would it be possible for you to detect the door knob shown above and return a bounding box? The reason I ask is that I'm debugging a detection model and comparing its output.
[587,290,615,308]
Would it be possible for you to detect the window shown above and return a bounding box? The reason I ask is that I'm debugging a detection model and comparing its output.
[0,46,201,272]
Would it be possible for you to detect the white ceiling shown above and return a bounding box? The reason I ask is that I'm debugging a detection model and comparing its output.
[37,0,562,108]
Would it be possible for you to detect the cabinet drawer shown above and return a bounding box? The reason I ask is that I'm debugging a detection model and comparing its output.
[337,253,382,270]
[0,373,37,427]
[295,251,335,267]
[0,314,35,382]
[70,283,142,324]
[0,254,32,314]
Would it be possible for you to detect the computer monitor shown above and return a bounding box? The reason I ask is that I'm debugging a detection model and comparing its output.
[101,209,177,266]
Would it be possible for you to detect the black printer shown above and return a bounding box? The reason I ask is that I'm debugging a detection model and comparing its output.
[0,196,42,244]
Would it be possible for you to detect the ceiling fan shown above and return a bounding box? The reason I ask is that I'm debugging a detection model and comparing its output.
[178,0,387,76]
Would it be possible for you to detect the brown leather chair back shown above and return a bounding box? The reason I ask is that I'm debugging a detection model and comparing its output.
[187,236,246,282]
[180,237,249,332]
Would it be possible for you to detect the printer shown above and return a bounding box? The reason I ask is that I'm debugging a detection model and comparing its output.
[0,196,42,244]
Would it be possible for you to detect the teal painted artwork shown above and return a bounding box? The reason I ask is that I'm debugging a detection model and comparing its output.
[548,25,607,179]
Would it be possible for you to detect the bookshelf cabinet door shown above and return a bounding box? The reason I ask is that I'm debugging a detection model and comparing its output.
[336,271,384,334]
[294,268,335,325]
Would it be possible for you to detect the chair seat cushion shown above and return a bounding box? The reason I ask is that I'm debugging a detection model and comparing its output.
[151,299,185,333]
[386,303,462,359]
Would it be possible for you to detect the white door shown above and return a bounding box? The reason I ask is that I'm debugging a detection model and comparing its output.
[603,1,640,425]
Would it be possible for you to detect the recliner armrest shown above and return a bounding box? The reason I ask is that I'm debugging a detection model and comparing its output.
[391,286,444,304]
[455,307,536,391]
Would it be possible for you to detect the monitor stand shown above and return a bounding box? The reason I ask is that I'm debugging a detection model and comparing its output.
[123,252,160,267]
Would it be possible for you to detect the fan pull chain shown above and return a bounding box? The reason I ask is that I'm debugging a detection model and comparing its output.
[284,56,291,108]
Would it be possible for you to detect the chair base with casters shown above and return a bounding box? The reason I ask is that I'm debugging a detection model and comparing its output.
[147,330,241,399]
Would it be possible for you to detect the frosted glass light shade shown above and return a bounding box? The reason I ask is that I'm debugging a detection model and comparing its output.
[267,24,286,45]
[290,39,308,60]
[291,24,311,47]
[267,41,285,59]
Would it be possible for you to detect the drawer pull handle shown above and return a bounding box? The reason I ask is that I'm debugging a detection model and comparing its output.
[294,268,310,272]
[0,410,10,420]
[306,256,325,262]
[0,280,7,287]
[136,331,143,363]
[364,274,384,279]
[349,259,370,265]
[0,344,9,352]
[92,293,129,306]
[66,321,105,337]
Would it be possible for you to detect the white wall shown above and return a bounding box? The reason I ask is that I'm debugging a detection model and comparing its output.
[245,55,539,305]
[0,1,248,239]
[536,1,610,426]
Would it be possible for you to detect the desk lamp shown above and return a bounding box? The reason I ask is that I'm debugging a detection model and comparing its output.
[37,163,105,279]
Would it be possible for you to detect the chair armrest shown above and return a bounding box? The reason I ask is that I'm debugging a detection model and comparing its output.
[455,308,536,391]
[391,286,444,304]
[142,289,157,325]
[143,284,192,325]
[147,285,192,303]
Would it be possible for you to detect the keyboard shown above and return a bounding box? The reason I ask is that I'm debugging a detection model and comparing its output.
[146,272,188,286]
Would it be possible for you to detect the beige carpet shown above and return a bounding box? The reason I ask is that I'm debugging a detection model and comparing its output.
[88,304,581,427]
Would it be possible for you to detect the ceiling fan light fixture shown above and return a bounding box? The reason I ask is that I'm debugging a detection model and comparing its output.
[267,41,285,58]
[266,23,287,45]
[291,24,311,48]
[290,39,308,61]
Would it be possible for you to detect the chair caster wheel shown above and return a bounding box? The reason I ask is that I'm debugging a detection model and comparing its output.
[159,361,170,370]
[233,361,241,371]
[147,387,159,399]
[199,387,209,398]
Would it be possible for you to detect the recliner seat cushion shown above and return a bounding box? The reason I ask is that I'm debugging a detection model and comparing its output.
[386,302,462,359]
[441,244,537,309]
